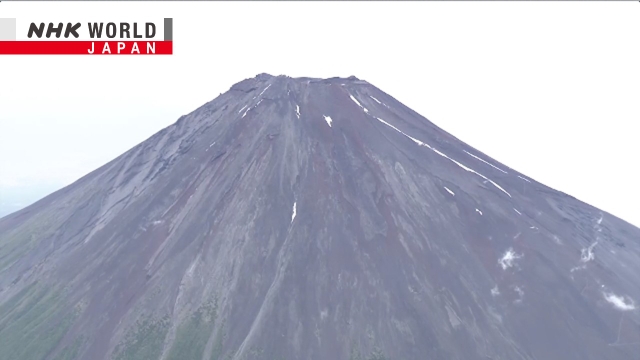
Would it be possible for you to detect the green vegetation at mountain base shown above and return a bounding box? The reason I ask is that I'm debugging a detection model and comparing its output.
[209,322,226,360]
[0,283,77,360]
[350,346,391,360]
[53,336,85,360]
[166,298,218,360]
[0,213,57,272]
[113,315,170,360]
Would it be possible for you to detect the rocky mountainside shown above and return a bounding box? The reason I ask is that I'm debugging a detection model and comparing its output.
[0,74,639,360]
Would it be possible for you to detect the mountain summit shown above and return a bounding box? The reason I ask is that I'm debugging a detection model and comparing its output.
[0,74,639,360]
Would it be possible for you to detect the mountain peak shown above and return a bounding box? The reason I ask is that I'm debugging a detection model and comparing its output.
[254,72,274,80]
[251,73,363,84]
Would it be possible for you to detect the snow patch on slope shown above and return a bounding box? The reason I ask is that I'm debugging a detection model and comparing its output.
[241,100,264,118]
[349,94,369,113]
[517,175,531,183]
[513,208,522,215]
[570,264,586,273]
[238,105,248,114]
[604,293,635,311]
[258,84,272,96]
[513,286,524,303]
[432,148,512,198]
[324,115,332,127]
[295,105,300,119]
[444,187,455,196]
[581,242,597,262]
[499,248,522,270]
[374,117,428,147]
[372,116,511,198]
[291,202,297,223]
[186,257,198,278]
[464,150,507,174]
[370,95,390,108]
[475,209,483,215]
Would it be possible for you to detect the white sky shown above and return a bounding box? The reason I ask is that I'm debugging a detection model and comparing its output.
[0,2,639,227]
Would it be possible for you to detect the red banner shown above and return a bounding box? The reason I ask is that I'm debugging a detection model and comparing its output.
[0,41,172,55]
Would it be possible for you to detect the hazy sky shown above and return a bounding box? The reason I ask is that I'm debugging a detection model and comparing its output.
[1,2,639,226]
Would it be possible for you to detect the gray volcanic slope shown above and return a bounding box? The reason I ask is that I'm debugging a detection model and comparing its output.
[1,74,639,360]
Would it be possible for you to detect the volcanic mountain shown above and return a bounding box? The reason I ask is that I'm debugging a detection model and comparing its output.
[1,74,639,360]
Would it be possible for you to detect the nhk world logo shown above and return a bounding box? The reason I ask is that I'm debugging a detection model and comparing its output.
[0,18,172,55]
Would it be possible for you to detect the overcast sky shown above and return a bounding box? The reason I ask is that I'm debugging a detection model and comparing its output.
[1,2,639,227]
